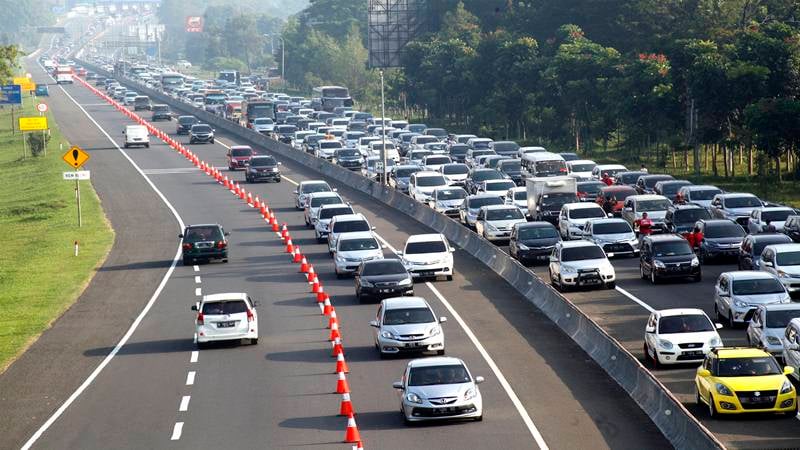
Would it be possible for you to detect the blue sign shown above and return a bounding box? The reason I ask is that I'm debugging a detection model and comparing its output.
[0,85,22,105]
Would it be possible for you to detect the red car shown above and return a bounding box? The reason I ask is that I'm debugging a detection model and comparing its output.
[595,185,637,216]
[227,145,257,171]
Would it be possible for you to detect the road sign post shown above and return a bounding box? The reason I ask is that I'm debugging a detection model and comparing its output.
[62,146,91,227]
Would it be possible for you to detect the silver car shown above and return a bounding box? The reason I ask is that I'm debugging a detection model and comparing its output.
[327,213,374,253]
[428,187,467,218]
[371,297,446,357]
[393,357,483,423]
[582,218,639,257]
[294,180,334,209]
[475,205,527,242]
[314,203,354,242]
[304,192,344,227]
[459,194,504,228]
[747,304,800,357]
[334,232,384,277]
[713,271,790,328]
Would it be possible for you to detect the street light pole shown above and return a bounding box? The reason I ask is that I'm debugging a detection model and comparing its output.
[380,69,388,186]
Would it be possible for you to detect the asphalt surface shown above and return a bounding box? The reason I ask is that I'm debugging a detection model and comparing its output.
[3,53,673,449]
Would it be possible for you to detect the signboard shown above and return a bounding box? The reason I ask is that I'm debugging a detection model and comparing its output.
[63,171,90,180]
[63,146,91,169]
[0,85,21,104]
[185,16,203,33]
[13,77,35,91]
[37,103,48,113]
[19,117,48,131]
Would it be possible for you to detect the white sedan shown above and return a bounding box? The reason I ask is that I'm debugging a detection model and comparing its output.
[643,308,723,368]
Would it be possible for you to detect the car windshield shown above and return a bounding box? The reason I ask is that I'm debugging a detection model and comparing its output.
[178,117,195,124]
[231,149,252,157]
[487,208,524,220]
[705,223,745,238]
[310,196,341,207]
[442,165,469,175]
[541,193,578,207]
[426,157,450,165]
[534,160,568,176]
[725,196,762,208]
[249,157,275,166]
[193,125,212,133]
[561,246,606,261]
[417,176,447,187]
[319,207,353,220]
[337,150,360,157]
[339,238,379,252]
[717,357,781,377]
[763,210,794,222]
[384,307,435,326]
[660,183,690,197]
[732,278,786,295]
[638,199,671,212]
[469,197,503,209]
[333,220,370,233]
[674,209,711,224]
[618,172,645,184]
[485,181,516,191]
[184,226,223,241]
[408,365,471,386]
[202,300,247,315]
[753,237,791,255]
[472,170,504,182]
[644,176,673,188]
[437,189,467,200]
[570,207,606,219]
[301,183,330,193]
[405,241,446,254]
[653,241,693,257]
[499,161,521,172]
[690,189,721,200]
[777,251,800,266]
[513,191,527,201]
[578,182,604,194]
[571,163,595,172]
[593,222,632,234]
[765,310,800,328]
[362,260,406,276]
[493,142,519,153]
[411,151,432,160]
[254,118,273,124]
[395,167,420,178]
[658,315,714,334]
[518,226,558,240]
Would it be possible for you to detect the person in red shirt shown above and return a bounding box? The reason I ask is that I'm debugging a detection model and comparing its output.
[686,225,703,249]
[635,212,653,236]
[601,172,613,186]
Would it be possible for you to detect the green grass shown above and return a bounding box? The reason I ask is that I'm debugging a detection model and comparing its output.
[0,91,114,373]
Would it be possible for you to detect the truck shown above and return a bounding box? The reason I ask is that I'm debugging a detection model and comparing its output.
[526,176,578,225]
[224,101,243,122]
[55,66,73,84]
[242,100,275,127]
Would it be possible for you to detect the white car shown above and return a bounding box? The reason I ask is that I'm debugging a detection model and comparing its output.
[582,218,639,257]
[558,202,608,240]
[314,203,354,241]
[252,117,275,134]
[408,171,450,203]
[713,271,790,327]
[505,187,529,217]
[567,159,596,180]
[475,205,527,242]
[369,141,400,161]
[747,207,795,234]
[393,357,483,423]
[192,293,259,347]
[477,179,516,199]
[304,192,344,227]
[406,149,432,166]
[549,241,616,291]
[334,231,384,277]
[440,163,470,186]
[370,297,446,357]
[327,213,375,253]
[316,140,343,160]
[759,243,800,297]
[422,155,452,172]
[427,187,468,218]
[294,180,334,209]
[643,308,723,368]
[591,164,628,181]
[399,234,455,280]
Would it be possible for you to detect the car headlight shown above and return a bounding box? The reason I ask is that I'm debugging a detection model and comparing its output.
[691,257,700,266]
[406,392,423,404]
[560,265,577,274]
[716,383,733,396]
[733,299,747,308]
[360,278,374,287]
[335,255,346,262]
[767,336,782,345]
[272,167,279,172]
[658,339,673,350]
[653,260,666,269]
[709,336,722,347]
[464,387,477,400]
[518,243,530,250]
[485,222,498,231]
[380,330,395,339]
[428,326,441,337]
[781,379,794,394]
[398,277,412,286]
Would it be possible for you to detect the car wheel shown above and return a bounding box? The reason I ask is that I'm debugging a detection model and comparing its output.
[277,178,281,183]
[210,139,215,143]
[251,338,258,345]
[650,269,658,285]
[640,264,646,279]
[436,349,445,356]
[222,259,228,263]
[707,394,717,418]
[183,256,192,266]
[474,415,483,422]
[727,309,736,329]
[145,143,150,148]
[715,303,723,323]
[196,342,206,350]
[692,273,702,282]
[379,351,389,360]
[446,275,453,281]
[606,281,616,289]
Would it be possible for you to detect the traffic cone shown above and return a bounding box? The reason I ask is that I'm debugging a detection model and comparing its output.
[339,392,353,416]
[270,214,280,232]
[352,441,364,450]
[335,352,349,374]
[344,413,361,443]
[300,257,309,273]
[336,370,350,394]
[316,285,326,302]
[285,238,294,254]
[293,248,303,263]
[318,292,329,305]
[323,297,333,316]
[329,320,341,341]
[254,196,261,209]
[280,224,289,240]
[327,309,338,329]
[310,275,320,293]
[234,183,241,197]
[259,204,267,217]
[239,188,247,201]
[306,265,316,281]
[247,192,254,206]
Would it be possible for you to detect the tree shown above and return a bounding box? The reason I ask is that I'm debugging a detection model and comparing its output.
[0,45,20,84]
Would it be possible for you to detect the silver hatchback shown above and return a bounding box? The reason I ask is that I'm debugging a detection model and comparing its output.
[713,271,790,328]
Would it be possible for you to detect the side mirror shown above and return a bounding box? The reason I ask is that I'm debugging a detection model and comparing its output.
[763,261,774,267]
[439,316,447,323]
[392,381,404,390]
[381,245,388,249]
[697,369,711,377]
[784,366,795,376]
[190,304,198,311]
[645,325,655,333]
[715,323,723,330]
[369,320,379,328]
[371,226,377,230]
[292,189,298,195]
[474,376,485,384]
[278,162,282,165]
[449,248,455,253]
[224,232,230,236]
[332,188,338,192]
[178,233,184,239]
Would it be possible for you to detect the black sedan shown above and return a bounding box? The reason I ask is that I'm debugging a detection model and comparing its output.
[355,259,414,302]
[176,115,197,135]
[245,155,282,183]
[509,222,561,265]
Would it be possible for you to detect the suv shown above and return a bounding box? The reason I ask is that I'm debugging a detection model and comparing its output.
[548,241,616,291]
[179,224,229,265]
[621,195,672,234]
[475,205,527,242]
[713,271,790,327]
[151,104,172,121]
[583,218,638,257]
[760,243,800,297]
[227,145,255,171]
[133,95,151,111]
[747,304,800,357]
[176,115,197,134]
[315,203,354,242]
[189,124,215,144]
[747,207,796,234]
[191,293,258,347]
[710,193,763,227]
[635,174,675,195]
[664,204,712,234]
[245,155,281,182]
[334,231,383,277]
[639,234,701,284]
[558,203,607,240]
[327,213,374,253]
[738,233,792,270]
[696,219,746,263]
[304,192,344,227]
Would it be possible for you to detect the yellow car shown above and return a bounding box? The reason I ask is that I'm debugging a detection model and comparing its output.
[695,348,797,417]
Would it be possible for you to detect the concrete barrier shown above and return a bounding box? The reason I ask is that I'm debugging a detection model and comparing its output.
[83,61,724,450]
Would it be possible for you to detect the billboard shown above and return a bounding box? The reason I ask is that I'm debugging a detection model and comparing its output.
[0,85,22,105]
[185,16,203,33]
[368,0,428,68]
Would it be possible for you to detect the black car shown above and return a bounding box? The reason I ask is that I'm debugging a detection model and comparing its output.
[635,174,675,195]
[576,181,605,202]
[498,159,524,186]
[333,148,363,170]
[696,219,746,262]
[664,204,712,234]
[738,233,793,270]
[176,115,197,134]
[616,171,648,187]
[558,152,579,162]
[245,155,281,183]
[492,141,520,158]
[639,234,701,284]
[355,259,414,302]
[448,144,469,163]
[785,215,800,242]
[654,180,692,201]
[465,168,506,194]
[509,222,560,265]
[179,224,229,265]
[189,124,215,144]
[151,104,172,121]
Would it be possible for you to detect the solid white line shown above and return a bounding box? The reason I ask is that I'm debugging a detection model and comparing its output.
[195,287,201,297]
[193,265,199,272]
[194,276,201,284]
[178,395,190,412]
[20,69,187,450]
[281,175,300,186]
[186,371,196,386]
[170,422,183,440]
[615,286,656,313]
[190,351,198,363]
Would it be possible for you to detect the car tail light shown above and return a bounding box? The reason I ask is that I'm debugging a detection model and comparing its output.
[196,312,204,325]
[216,240,227,249]
[183,243,193,250]
[246,309,254,322]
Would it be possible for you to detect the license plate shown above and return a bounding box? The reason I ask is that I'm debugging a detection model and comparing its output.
[419,271,435,277]
[684,351,703,357]
[381,289,391,293]
[217,321,235,328]
[406,342,421,348]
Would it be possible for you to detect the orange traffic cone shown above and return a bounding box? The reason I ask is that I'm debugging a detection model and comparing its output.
[247,192,254,206]
[259,204,267,217]
[316,285,326,302]
[285,238,294,254]
[332,337,343,357]
[306,265,316,281]
[310,276,320,293]
[335,352,349,374]
[327,309,338,329]
[323,297,333,316]
[293,248,303,263]
[336,370,350,394]
[344,413,361,443]
[329,320,341,341]
[280,224,289,240]
[271,215,280,232]
[254,196,261,209]
[299,257,309,273]
[339,392,353,416]
[239,187,246,200]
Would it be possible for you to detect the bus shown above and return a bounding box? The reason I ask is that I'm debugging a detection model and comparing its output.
[159,72,184,92]
[242,100,275,127]
[311,86,353,112]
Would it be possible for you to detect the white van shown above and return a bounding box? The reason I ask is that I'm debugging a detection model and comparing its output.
[123,125,150,148]
[521,152,567,178]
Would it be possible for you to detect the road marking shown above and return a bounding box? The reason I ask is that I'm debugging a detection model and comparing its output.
[190,351,198,363]
[615,286,656,313]
[170,422,183,440]
[193,265,199,272]
[21,67,187,450]
[195,287,201,296]
[194,276,201,284]
[186,371,196,386]
[80,103,113,107]
[178,395,191,412]
[142,168,200,175]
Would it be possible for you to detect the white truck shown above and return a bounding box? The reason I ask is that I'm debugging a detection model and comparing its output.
[55,66,73,84]
[526,176,578,225]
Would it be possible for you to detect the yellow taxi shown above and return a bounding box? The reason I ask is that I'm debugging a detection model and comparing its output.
[695,347,797,417]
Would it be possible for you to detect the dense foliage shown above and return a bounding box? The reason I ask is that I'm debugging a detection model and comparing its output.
[0,0,54,49]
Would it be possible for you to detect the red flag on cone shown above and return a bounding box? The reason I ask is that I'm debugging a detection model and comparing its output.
[344,413,361,443]
[335,352,349,374]
[336,370,350,394]
[339,392,353,416]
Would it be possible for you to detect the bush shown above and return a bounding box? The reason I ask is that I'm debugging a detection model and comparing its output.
[26,131,50,157]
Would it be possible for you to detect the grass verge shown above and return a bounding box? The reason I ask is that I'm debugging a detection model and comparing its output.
[0,89,114,373]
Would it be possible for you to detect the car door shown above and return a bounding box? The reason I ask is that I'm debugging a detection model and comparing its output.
[761,249,777,277]
[748,210,761,234]
[747,308,764,346]
[549,246,561,277]
[697,356,715,399]
[475,209,486,236]
[640,241,653,275]
[559,207,569,238]
[509,226,518,257]
[784,324,800,374]
[715,275,732,319]
[739,236,753,269]
[622,199,634,225]
[408,174,417,199]
[644,313,658,356]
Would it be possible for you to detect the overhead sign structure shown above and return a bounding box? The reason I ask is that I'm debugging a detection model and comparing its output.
[63,171,91,180]
[37,103,48,113]
[19,117,48,131]
[13,77,35,91]
[185,16,203,33]
[62,146,91,169]
[0,85,21,104]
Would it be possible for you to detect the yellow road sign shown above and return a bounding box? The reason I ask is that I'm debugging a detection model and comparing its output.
[19,117,48,131]
[63,146,91,169]
[13,77,35,91]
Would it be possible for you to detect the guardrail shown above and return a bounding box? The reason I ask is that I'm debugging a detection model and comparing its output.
[81,60,725,450]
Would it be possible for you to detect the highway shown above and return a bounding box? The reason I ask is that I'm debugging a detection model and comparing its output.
[2,53,671,449]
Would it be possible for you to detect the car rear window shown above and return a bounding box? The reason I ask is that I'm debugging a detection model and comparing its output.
[469,197,503,209]
[184,226,223,241]
[333,220,370,233]
[249,157,276,166]
[705,223,745,238]
[561,245,605,261]
[362,260,406,275]
[310,196,341,207]
[202,300,247,315]
[339,238,379,251]
[301,183,331,194]
[405,241,446,254]
[319,207,353,220]
[652,241,693,257]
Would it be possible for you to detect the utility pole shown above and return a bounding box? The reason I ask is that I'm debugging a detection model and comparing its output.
[380,69,387,186]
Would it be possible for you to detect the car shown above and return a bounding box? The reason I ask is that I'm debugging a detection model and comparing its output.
[509,221,560,264]
[176,115,197,135]
[505,187,529,217]
[425,142,451,156]
[389,165,422,194]
[615,171,648,187]
[784,215,800,243]
[355,259,414,302]
[327,213,374,253]
[316,139,344,160]
[427,187,467,218]
[760,243,800,298]
[448,144,469,163]
[151,104,172,121]
[123,124,149,148]
[583,218,639,257]
[518,146,547,158]
[465,168,506,195]
[439,163,470,187]
[738,233,793,270]
[677,185,723,209]
[189,123,215,144]
[695,347,796,417]
[314,203,354,241]
[304,192,344,227]
[226,145,255,171]
[333,231,384,277]
[481,155,509,170]
[491,140,520,157]
[466,149,497,168]
[294,180,334,210]
[664,204,712,234]
[782,318,800,379]
[466,137,493,150]
[621,195,672,234]
[696,219,746,262]
[408,171,449,203]
[460,194,504,228]
[191,293,258,347]
[558,202,607,240]
[398,234,455,280]
[635,174,675,195]
[333,148,364,171]
[714,271,790,328]
[748,207,796,234]
[179,224,229,265]
[371,297,446,357]
[245,155,281,182]
[644,309,723,368]
[363,156,396,182]
[567,159,597,180]
[591,164,628,181]
[497,159,524,186]
[549,241,616,291]
[393,357,483,423]
[576,181,606,203]
[747,304,800,357]
[476,179,517,199]
[595,185,637,217]
[639,234,701,284]
[654,180,692,201]
[475,205,527,242]
[710,193,764,228]
[123,91,138,106]
[252,117,275,134]
[558,152,579,162]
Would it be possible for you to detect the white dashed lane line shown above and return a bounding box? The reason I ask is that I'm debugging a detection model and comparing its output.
[178,396,191,412]
[185,371,196,386]
[190,351,198,363]
[193,265,199,272]
[194,276,201,284]
[195,287,201,297]
[170,422,183,441]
